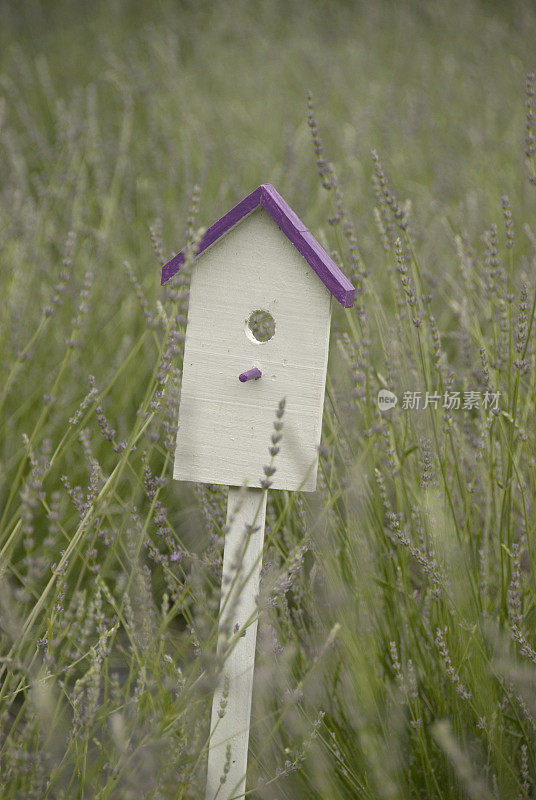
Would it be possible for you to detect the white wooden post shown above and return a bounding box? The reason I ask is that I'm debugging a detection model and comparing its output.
[205,487,267,800]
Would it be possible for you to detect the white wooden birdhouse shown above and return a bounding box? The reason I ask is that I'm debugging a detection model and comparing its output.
[161,184,355,799]
[161,183,355,493]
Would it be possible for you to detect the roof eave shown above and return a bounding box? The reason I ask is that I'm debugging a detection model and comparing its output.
[160,184,355,308]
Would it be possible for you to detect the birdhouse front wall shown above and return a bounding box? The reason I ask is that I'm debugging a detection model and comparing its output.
[174,206,332,492]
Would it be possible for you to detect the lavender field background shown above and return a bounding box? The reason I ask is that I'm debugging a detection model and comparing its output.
[1,1,536,797]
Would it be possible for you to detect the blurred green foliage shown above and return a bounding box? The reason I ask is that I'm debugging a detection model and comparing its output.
[1,1,536,798]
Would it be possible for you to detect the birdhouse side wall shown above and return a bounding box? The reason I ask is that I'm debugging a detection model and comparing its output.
[173,207,332,492]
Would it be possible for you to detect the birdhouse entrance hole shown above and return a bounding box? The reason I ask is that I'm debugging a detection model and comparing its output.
[245,309,276,343]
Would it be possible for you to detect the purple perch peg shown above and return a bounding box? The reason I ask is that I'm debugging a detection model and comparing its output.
[239,367,262,382]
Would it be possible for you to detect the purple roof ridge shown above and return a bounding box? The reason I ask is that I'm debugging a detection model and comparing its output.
[160,183,355,308]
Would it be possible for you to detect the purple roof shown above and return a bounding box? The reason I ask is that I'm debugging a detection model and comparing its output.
[160,184,355,308]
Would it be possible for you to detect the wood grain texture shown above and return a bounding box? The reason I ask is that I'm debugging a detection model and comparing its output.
[173,206,332,492]
[205,487,267,800]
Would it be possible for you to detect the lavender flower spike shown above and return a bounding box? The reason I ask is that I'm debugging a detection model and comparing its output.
[239,367,262,383]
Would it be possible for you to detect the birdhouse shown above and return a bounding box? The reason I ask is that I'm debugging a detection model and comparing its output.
[161,184,355,493]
